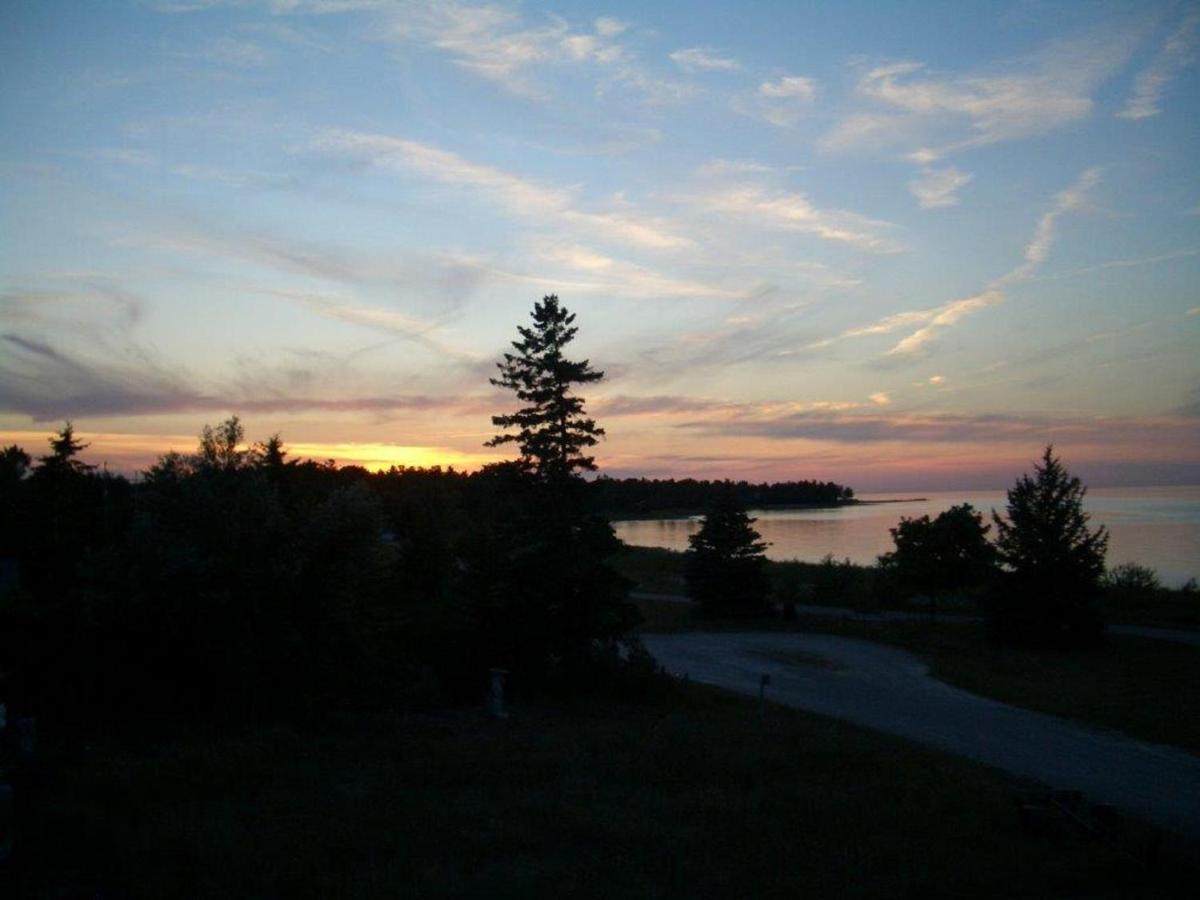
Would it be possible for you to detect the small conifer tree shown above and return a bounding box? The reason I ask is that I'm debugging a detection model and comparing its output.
[684,489,771,618]
[990,446,1108,645]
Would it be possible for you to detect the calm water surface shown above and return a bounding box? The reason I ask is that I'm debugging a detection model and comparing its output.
[613,486,1200,587]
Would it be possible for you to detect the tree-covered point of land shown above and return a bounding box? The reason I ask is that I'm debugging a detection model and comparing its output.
[586,475,853,517]
[684,490,771,618]
[989,445,1109,646]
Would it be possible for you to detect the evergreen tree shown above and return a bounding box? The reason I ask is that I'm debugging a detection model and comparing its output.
[479,295,636,683]
[0,444,31,490]
[254,433,288,471]
[37,422,95,476]
[990,446,1108,645]
[684,489,771,618]
[0,445,32,562]
[487,295,604,484]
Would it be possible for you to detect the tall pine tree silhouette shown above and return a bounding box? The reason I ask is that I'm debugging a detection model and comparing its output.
[487,295,604,485]
[479,295,635,682]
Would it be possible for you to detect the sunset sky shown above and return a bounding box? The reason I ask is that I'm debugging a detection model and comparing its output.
[2,0,1198,490]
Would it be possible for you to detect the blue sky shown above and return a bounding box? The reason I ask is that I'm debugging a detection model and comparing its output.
[1,0,1198,490]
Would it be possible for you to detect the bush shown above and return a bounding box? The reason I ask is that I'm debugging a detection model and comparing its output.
[878,504,997,606]
[1103,562,1161,597]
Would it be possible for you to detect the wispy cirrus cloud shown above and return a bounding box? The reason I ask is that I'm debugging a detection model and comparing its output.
[759,75,816,100]
[1,281,144,338]
[157,1,676,102]
[91,147,159,167]
[391,2,627,97]
[313,129,692,251]
[688,185,899,253]
[1117,11,1199,120]
[807,167,1100,359]
[822,27,1141,160]
[694,158,787,177]
[156,2,401,16]
[378,2,688,101]
[1039,247,1200,281]
[1005,167,1101,281]
[678,407,1200,447]
[260,288,480,360]
[888,167,1100,356]
[531,243,739,299]
[0,327,493,422]
[594,393,875,421]
[670,47,739,72]
[200,36,274,67]
[736,74,818,127]
[908,166,973,209]
[592,394,734,417]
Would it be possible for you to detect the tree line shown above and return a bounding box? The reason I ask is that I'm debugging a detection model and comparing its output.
[586,476,852,518]
[0,293,1145,730]
[0,296,648,724]
[684,445,1119,647]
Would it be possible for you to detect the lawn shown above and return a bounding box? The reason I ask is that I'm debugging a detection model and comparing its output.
[627,582,1200,755]
[757,616,1200,755]
[9,685,1197,898]
[613,545,690,596]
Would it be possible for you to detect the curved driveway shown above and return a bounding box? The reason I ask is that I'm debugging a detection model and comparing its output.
[642,631,1200,838]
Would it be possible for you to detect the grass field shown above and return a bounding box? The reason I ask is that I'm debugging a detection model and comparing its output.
[630,588,1200,756]
[779,617,1200,755]
[10,684,1198,898]
[628,584,1200,755]
[619,542,1200,753]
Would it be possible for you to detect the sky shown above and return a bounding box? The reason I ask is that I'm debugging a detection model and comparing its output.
[1,0,1198,491]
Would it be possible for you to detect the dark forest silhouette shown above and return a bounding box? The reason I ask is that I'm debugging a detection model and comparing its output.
[7,295,1200,900]
[0,297,1145,731]
[589,475,853,517]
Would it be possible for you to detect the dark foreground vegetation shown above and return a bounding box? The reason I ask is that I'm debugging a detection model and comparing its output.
[2,296,1196,894]
[11,683,1198,899]
[0,296,652,727]
[617,545,1200,630]
[663,446,1133,646]
[617,444,1197,636]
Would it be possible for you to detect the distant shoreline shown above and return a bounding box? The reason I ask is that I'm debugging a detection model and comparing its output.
[608,498,928,521]
[848,498,929,505]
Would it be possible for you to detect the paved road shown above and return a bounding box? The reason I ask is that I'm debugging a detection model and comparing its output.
[642,631,1200,837]
[632,592,1200,647]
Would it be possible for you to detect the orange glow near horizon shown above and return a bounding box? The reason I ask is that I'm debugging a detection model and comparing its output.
[283,442,505,472]
[2,422,1197,490]
[0,431,506,474]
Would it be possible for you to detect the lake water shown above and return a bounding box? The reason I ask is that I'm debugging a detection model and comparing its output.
[613,486,1200,587]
